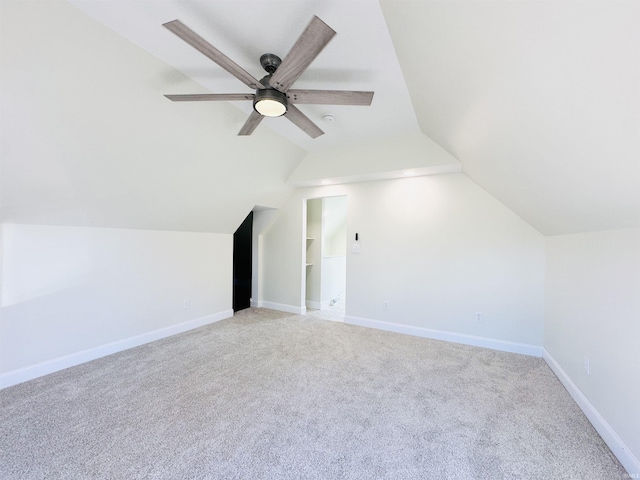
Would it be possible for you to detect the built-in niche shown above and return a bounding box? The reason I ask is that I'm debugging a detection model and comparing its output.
[305,196,347,316]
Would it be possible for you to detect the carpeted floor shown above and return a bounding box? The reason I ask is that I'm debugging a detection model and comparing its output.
[0,308,628,479]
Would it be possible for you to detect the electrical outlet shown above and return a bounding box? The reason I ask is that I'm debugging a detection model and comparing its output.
[475,312,483,322]
[383,300,389,310]
[584,356,591,376]
[183,300,190,309]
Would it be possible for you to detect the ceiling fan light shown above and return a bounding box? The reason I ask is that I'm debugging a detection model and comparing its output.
[253,89,288,117]
[255,99,286,117]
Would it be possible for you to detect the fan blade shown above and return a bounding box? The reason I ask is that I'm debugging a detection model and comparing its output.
[163,20,264,90]
[165,94,254,102]
[287,90,374,105]
[269,16,336,93]
[238,111,264,136]
[285,105,324,138]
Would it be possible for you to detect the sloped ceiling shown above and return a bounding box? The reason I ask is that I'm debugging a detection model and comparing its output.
[0,1,305,234]
[1,0,638,236]
[66,0,419,152]
[381,0,640,235]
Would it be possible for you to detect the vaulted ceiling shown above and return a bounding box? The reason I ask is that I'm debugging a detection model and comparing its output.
[1,1,638,235]
[381,0,640,235]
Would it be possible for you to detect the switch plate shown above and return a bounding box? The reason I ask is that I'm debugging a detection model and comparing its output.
[584,356,591,375]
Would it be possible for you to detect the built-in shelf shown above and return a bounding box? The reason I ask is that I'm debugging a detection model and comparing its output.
[306,238,315,269]
[306,238,314,267]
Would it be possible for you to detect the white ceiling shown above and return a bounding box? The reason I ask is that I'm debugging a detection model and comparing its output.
[2,0,639,236]
[67,0,420,152]
[0,0,306,234]
[381,0,640,235]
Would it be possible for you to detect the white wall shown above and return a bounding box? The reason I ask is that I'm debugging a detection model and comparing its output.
[287,132,461,187]
[260,195,307,312]
[545,228,640,468]
[261,173,545,350]
[323,196,347,257]
[321,196,347,306]
[321,256,346,305]
[0,224,232,384]
[251,208,279,307]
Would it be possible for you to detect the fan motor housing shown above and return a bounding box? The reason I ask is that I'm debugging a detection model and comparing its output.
[260,53,282,74]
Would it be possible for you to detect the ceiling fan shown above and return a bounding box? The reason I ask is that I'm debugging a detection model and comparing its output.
[163,16,374,138]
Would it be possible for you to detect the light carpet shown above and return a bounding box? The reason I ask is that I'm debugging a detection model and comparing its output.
[0,308,627,479]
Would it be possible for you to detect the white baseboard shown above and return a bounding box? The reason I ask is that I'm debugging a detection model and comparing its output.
[543,349,640,476]
[258,301,306,315]
[0,309,234,389]
[306,300,322,310]
[344,315,543,357]
[306,299,339,310]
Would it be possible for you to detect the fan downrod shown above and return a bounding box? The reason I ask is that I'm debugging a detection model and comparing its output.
[260,53,282,74]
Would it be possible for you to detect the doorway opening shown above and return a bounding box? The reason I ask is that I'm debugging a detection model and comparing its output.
[305,196,347,321]
[233,211,253,312]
